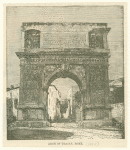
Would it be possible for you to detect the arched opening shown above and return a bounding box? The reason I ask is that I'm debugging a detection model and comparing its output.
[47,70,82,90]
[47,71,82,123]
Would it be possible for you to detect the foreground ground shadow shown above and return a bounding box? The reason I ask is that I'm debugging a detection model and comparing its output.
[7,129,74,140]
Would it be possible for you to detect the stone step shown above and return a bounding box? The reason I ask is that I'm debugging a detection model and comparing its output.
[51,123,78,128]
[81,119,112,128]
[8,121,50,129]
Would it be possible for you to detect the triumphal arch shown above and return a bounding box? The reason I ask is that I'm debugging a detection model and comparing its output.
[16,22,112,128]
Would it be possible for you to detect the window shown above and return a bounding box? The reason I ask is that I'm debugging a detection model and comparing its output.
[89,30,104,49]
[24,29,40,49]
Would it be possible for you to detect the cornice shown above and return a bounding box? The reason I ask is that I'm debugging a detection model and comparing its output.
[16,49,110,59]
[21,22,108,33]
[22,22,107,27]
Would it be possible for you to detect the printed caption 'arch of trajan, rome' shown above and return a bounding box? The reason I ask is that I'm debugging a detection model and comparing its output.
[16,22,112,128]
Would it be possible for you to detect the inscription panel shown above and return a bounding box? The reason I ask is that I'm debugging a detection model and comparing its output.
[42,33,86,48]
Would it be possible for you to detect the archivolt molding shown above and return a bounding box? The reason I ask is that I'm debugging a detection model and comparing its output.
[42,64,86,90]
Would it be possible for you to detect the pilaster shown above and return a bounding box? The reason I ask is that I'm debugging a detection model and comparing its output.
[104,64,110,105]
[21,30,25,51]
[82,65,90,105]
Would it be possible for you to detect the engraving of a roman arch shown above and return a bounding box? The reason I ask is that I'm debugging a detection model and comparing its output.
[16,22,111,127]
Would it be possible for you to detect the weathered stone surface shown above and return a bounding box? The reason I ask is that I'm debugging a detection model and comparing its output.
[15,121,50,128]
[21,23,107,50]
[17,51,110,123]
[16,22,111,126]
[90,66,105,90]
[17,109,45,121]
[17,109,23,120]
[90,90,105,105]
[82,119,112,128]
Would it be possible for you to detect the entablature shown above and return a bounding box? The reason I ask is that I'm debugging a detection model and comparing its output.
[16,50,110,66]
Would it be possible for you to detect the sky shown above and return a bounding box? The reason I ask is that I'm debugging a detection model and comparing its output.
[6,5,124,88]
[51,78,79,99]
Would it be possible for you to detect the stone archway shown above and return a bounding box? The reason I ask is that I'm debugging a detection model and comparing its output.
[44,69,84,122]
[16,50,112,128]
[46,69,82,89]
[15,22,112,128]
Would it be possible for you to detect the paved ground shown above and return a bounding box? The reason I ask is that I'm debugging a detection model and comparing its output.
[7,126,123,140]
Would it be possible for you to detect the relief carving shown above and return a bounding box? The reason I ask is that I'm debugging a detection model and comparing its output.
[69,65,86,89]
[90,90,105,105]
[43,65,61,83]
[70,65,85,80]
[44,65,59,72]
[22,89,40,104]
[90,66,105,90]
[20,64,43,104]
[19,58,107,108]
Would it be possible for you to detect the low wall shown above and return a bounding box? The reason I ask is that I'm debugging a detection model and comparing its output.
[111,103,124,124]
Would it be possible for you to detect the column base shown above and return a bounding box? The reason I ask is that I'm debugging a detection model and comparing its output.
[15,120,50,128]
[81,119,112,129]
[17,105,47,121]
